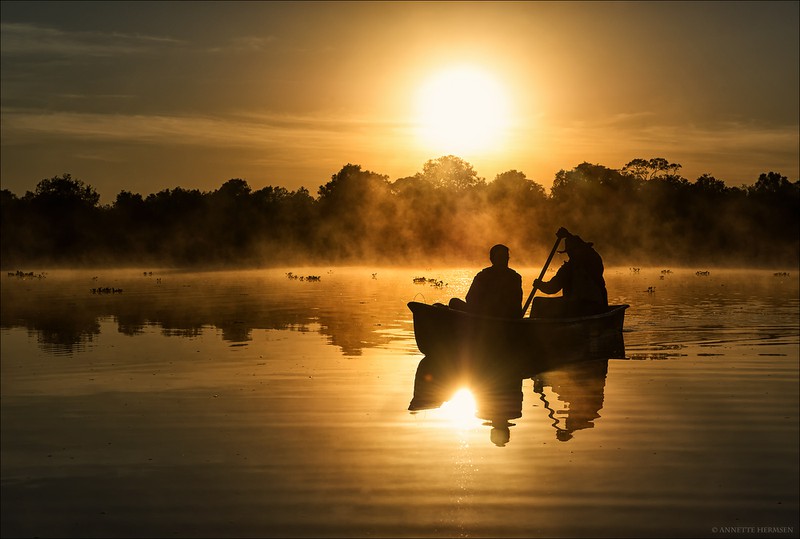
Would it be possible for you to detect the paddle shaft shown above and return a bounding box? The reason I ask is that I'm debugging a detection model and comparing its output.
[521,235,562,317]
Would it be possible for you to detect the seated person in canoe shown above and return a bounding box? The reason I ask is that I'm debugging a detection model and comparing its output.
[448,244,523,319]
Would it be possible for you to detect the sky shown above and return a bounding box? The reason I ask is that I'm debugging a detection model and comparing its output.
[1,1,798,203]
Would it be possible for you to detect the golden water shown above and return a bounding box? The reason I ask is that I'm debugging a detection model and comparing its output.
[1,267,798,537]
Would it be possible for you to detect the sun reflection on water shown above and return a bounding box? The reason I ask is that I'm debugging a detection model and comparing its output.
[437,388,482,429]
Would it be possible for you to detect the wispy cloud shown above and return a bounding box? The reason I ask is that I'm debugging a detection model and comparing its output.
[0,108,413,152]
[0,22,184,58]
[206,35,278,54]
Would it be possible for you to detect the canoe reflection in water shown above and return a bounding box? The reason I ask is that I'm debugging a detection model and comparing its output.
[407,298,627,445]
[408,334,623,446]
[408,354,521,446]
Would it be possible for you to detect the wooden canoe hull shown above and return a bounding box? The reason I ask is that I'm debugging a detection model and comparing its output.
[407,301,628,369]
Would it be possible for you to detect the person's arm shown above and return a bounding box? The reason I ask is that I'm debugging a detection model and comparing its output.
[534,264,566,295]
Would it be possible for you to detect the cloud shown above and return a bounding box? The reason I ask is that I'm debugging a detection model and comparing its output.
[206,35,279,54]
[0,22,184,58]
[0,107,413,154]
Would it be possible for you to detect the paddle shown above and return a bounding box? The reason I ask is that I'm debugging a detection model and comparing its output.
[521,234,562,318]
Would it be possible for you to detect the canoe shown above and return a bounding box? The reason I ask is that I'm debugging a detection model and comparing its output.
[407,299,629,369]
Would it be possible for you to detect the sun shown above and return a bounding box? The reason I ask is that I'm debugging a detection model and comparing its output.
[415,65,511,155]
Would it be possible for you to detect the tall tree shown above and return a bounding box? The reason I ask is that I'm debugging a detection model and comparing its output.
[418,155,485,191]
[621,157,682,181]
[27,174,102,260]
[316,164,392,260]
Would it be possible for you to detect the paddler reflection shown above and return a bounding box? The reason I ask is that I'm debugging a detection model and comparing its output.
[409,354,612,445]
[533,358,609,441]
[474,367,523,447]
[408,354,523,446]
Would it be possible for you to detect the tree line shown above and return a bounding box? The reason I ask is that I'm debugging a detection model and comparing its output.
[1,156,798,268]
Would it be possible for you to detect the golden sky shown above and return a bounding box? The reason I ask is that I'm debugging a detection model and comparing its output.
[1,1,798,201]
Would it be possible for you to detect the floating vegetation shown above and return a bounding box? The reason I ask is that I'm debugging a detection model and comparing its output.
[7,270,46,279]
[696,270,710,276]
[413,277,446,288]
[286,272,321,282]
[773,272,790,277]
[630,267,640,274]
[91,287,123,294]
[142,271,162,283]
[646,286,656,294]
[661,269,672,274]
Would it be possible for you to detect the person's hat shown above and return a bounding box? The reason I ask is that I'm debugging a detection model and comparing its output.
[558,235,593,254]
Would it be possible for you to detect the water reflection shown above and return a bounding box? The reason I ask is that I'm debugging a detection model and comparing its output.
[476,369,523,447]
[3,268,797,359]
[0,270,414,356]
[533,359,609,442]
[409,336,622,446]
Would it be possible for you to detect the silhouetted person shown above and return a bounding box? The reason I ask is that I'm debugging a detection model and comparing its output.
[448,244,523,318]
[533,228,607,317]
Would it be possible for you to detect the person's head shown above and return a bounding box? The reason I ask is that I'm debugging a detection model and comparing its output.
[490,423,511,447]
[556,428,574,442]
[489,244,510,267]
[560,235,593,258]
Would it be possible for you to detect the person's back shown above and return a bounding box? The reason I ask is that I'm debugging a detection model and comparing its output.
[449,244,523,318]
[560,242,607,307]
[466,264,523,318]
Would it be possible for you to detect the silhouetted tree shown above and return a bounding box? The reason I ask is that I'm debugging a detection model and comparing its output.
[622,157,682,181]
[106,190,149,260]
[204,179,257,258]
[316,164,393,260]
[21,174,102,262]
[418,155,485,191]
[32,173,100,208]
[251,185,316,258]
[692,173,729,197]
[1,160,797,268]
[488,170,546,203]
[484,170,549,258]
[749,171,796,197]
[142,187,206,263]
[551,162,637,203]
[742,172,800,263]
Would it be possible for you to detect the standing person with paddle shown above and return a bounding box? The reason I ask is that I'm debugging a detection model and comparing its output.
[448,244,523,319]
[532,227,608,317]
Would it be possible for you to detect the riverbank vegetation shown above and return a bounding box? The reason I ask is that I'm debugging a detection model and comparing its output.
[1,156,797,268]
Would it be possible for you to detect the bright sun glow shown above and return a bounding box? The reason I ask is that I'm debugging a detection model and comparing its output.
[439,388,480,428]
[415,66,511,155]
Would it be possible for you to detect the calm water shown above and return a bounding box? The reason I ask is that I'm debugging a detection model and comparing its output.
[1,266,798,538]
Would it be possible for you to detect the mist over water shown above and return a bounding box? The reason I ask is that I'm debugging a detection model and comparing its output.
[1,266,798,537]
